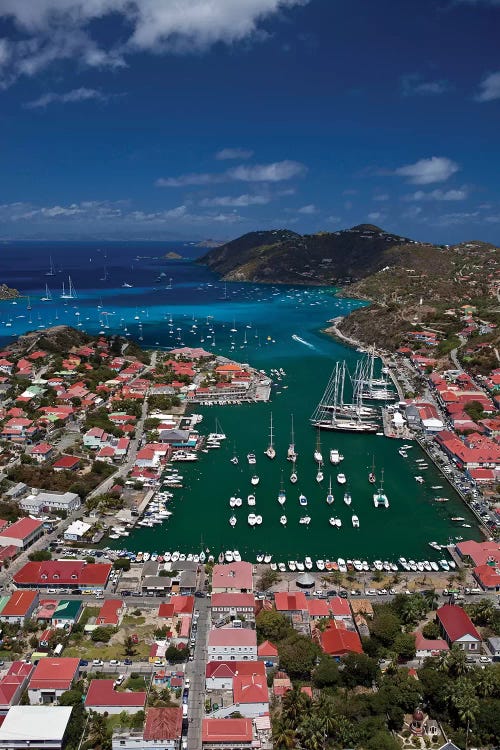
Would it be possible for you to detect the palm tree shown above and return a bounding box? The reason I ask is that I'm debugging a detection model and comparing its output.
[440,645,468,678]
[474,666,496,697]
[469,598,495,626]
[272,723,296,749]
[282,686,310,728]
[446,677,480,727]
[297,716,325,750]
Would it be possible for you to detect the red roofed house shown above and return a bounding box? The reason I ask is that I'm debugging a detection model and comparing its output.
[273,670,292,698]
[85,680,146,715]
[28,442,54,463]
[205,661,266,691]
[307,599,331,620]
[96,599,123,626]
[202,718,253,749]
[274,591,308,619]
[207,628,257,662]
[473,563,500,591]
[456,539,500,567]
[230,673,269,717]
[211,563,253,594]
[257,640,278,665]
[0,591,38,624]
[141,707,183,748]
[0,517,44,550]
[211,593,255,621]
[329,596,352,621]
[14,560,111,592]
[0,662,34,715]
[318,620,363,657]
[436,604,482,652]
[414,631,449,660]
[28,657,80,704]
[52,455,80,472]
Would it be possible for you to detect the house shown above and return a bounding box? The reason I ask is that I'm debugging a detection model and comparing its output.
[96,599,124,626]
[205,661,266,691]
[207,628,257,662]
[318,620,363,657]
[14,560,111,592]
[0,662,34,714]
[63,520,91,541]
[211,593,255,621]
[486,636,500,658]
[211,562,253,594]
[455,539,500,567]
[274,591,308,619]
[257,640,278,665]
[436,604,482,652]
[37,599,83,627]
[29,442,54,463]
[85,679,146,715]
[0,517,44,550]
[28,657,80,704]
[0,591,38,624]
[231,673,269,717]
[52,454,80,472]
[19,490,81,515]
[0,706,73,750]
[473,563,500,591]
[414,631,449,659]
[272,671,292,698]
[329,596,352,621]
[143,707,183,749]
[202,718,253,749]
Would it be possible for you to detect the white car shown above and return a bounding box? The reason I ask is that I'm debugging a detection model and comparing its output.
[479,656,492,663]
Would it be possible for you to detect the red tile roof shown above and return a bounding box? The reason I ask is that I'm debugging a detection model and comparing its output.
[202,718,252,744]
[52,455,80,469]
[473,564,500,589]
[437,604,481,642]
[29,658,79,691]
[96,599,122,625]
[13,560,111,587]
[143,707,182,740]
[206,661,266,680]
[208,629,257,648]
[211,593,255,608]
[320,621,363,656]
[307,599,331,618]
[414,632,449,652]
[274,591,308,611]
[329,596,351,617]
[0,591,37,618]
[0,517,42,541]
[257,640,278,658]
[211,562,253,591]
[233,673,268,704]
[85,680,146,708]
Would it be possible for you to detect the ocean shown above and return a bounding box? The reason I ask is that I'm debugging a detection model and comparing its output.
[0,241,480,562]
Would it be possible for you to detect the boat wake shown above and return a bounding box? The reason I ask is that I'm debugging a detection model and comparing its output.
[292,334,315,349]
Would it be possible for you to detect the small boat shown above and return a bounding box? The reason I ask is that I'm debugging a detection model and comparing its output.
[218,552,224,563]
[368,455,376,484]
[290,459,298,484]
[229,515,237,527]
[225,550,234,562]
[247,494,256,506]
[330,448,340,465]
[270,562,277,571]
[429,541,441,550]
[337,473,346,485]
[431,485,443,490]
[122,282,133,288]
[299,515,311,525]
[230,455,239,465]
[326,477,334,505]
[264,553,272,563]
[251,475,260,486]
[278,473,286,505]
[248,513,257,527]
[255,515,263,525]
[288,560,297,571]
[316,463,324,483]
[451,516,465,522]
[415,475,424,483]
[352,514,360,528]
[265,412,276,459]
[314,429,323,464]
[278,562,286,572]
[171,551,180,562]
[316,560,325,571]
[287,413,298,461]
[229,496,237,508]
[299,493,307,506]
[256,553,265,563]
[343,491,352,506]
[296,561,305,572]
[305,556,313,570]
[280,515,287,526]
[234,550,242,562]
[247,453,256,465]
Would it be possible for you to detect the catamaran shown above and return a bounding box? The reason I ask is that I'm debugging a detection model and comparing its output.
[61,276,77,300]
[287,413,298,461]
[373,469,389,508]
[265,413,276,459]
[326,477,334,505]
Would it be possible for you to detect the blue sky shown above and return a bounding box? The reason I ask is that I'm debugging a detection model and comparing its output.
[0,0,499,243]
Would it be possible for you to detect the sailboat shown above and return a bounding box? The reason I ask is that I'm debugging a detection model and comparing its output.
[26,296,32,311]
[287,413,298,461]
[311,360,380,432]
[316,461,324,483]
[326,477,334,505]
[369,456,376,484]
[313,429,323,463]
[290,459,298,484]
[277,473,286,505]
[60,276,77,300]
[373,469,389,508]
[41,284,52,302]
[265,413,276,459]
[45,256,55,276]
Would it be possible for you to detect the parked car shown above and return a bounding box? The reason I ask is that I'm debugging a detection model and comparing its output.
[79,660,88,667]
[124,659,133,666]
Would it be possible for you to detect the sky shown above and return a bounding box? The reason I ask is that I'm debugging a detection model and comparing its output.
[0,0,499,244]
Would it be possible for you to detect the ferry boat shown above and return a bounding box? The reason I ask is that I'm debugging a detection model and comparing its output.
[373,470,389,508]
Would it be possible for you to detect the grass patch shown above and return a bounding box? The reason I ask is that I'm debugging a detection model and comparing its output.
[122,675,147,692]
[64,640,151,661]
[122,615,146,626]
[79,606,100,627]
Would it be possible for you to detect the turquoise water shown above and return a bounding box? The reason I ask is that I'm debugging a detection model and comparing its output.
[0,244,481,562]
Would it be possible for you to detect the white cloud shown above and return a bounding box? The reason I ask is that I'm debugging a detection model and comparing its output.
[475,71,500,102]
[401,74,450,96]
[373,193,389,202]
[367,212,383,221]
[393,156,459,184]
[297,203,317,214]
[404,188,468,202]
[432,211,480,226]
[402,206,423,220]
[156,159,307,188]
[0,0,307,87]
[199,194,270,207]
[215,148,254,160]
[228,160,307,182]
[325,215,341,224]
[25,87,108,108]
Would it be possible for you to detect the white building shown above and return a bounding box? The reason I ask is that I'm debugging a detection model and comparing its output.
[19,490,81,514]
[207,628,257,662]
[64,520,91,541]
[0,706,73,750]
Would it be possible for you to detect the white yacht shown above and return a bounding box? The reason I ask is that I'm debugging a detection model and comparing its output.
[373,469,389,508]
[316,463,324,483]
[265,413,276,459]
[299,493,307,506]
[352,515,360,528]
[248,513,257,527]
[330,448,340,465]
[343,491,352,506]
[314,430,323,463]
[287,413,298,462]
[278,474,286,505]
[247,453,256,465]
[337,473,346,485]
[299,516,311,525]
[280,515,287,526]
[255,515,263,525]
[290,459,298,484]
[247,494,256,506]
[326,477,334,505]
[305,556,313,570]
[229,515,237,527]
[316,560,325,571]
[251,475,260,486]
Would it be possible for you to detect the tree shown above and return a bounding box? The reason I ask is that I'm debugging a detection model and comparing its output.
[466,598,495,626]
[59,688,84,706]
[272,722,296,749]
[447,677,480,726]
[256,610,292,643]
[257,569,281,591]
[464,400,485,423]
[313,656,340,688]
[28,549,52,562]
[370,611,401,648]
[341,653,379,688]
[422,621,440,639]
[278,634,321,679]
[166,644,188,663]
[123,636,136,657]
[393,632,416,661]
[365,731,402,750]
[113,558,130,571]
[439,645,468,678]
[281,685,311,727]
[91,626,115,643]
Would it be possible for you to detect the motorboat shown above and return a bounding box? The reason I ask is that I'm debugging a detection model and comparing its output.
[229,496,237,508]
[299,516,311,525]
[235,497,243,507]
[326,477,334,505]
[316,560,325,570]
[305,556,313,570]
[229,515,237,527]
[248,513,257,526]
[330,448,340,465]
[316,463,324,483]
[299,493,307,506]
[296,561,305,572]
[256,553,265,563]
[234,550,242,562]
[352,515,360,528]
[247,494,256,506]
[247,453,256,464]
[337,473,346,485]
[278,562,286,572]
[278,474,286,505]
[251,475,260,486]
[280,515,287,526]
[288,560,297,571]
[314,429,323,463]
[225,550,233,562]
[264,553,272,563]
[255,515,263,525]
[343,492,352,506]
[290,459,298,484]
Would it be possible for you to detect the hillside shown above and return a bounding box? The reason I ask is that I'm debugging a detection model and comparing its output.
[0,283,19,300]
[198,225,422,285]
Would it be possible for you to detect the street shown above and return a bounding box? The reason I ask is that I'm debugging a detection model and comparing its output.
[186,597,209,750]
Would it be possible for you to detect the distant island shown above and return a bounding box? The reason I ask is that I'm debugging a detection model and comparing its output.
[199,224,500,361]
[0,283,19,300]
[164,251,183,260]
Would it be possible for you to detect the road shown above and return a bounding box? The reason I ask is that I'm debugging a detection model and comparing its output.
[186,597,209,750]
